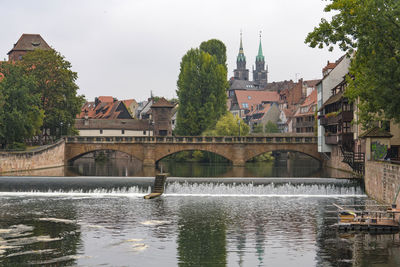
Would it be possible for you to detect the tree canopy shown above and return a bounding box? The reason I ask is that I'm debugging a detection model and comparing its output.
[200,39,227,69]
[20,49,85,136]
[203,112,249,136]
[175,41,228,136]
[305,0,400,126]
[0,63,44,148]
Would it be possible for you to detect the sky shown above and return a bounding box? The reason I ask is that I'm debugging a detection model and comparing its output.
[0,0,343,102]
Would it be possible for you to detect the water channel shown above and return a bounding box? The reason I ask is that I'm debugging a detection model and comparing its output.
[1,154,400,266]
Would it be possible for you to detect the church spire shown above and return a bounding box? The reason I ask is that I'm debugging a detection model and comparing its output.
[237,31,246,62]
[256,31,264,62]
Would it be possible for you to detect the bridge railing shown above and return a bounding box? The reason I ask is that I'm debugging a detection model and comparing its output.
[65,135,317,144]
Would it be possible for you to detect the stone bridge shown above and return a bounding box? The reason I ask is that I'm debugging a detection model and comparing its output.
[65,134,321,166]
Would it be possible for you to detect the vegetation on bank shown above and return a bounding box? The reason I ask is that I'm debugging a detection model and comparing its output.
[305,0,400,128]
[0,49,84,149]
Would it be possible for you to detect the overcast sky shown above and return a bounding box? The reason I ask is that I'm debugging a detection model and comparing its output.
[1,0,343,102]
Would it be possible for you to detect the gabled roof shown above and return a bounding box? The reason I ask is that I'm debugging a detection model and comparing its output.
[359,127,393,138]
[78,99,132,119]
[123,99,137,107]
[304,79,320,88]
[151,97,174,108]
[247,103,271,117]
[235,90,279,110]
[8,34,51,54]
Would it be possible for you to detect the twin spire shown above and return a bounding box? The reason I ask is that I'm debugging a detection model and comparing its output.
[237,31,264,62]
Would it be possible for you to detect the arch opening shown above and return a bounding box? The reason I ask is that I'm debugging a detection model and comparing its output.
[157,149,231,164]
[68,149,143,177]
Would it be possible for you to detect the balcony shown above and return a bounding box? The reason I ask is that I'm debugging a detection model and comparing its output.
[325,132,354,146]
[338,110,353,122]
[293,120,314,129]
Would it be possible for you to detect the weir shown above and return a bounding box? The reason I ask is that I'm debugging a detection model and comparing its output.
[0,177,365,197]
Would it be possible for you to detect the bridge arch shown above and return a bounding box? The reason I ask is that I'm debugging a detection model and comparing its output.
[244,148,322,163]
[155,148,232,164]
[67,149,142,163]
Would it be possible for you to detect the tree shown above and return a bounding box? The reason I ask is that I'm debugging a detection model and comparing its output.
[305,0,400,126]
[200,39,227,69]
[20,49,85,136]
[176,44,228,135]
[264,121,279,133]
[203,112,249,136]
[0,63,44,148]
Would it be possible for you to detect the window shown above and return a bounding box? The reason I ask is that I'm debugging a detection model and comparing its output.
[248,96,252,100]
[121,129,125,134]
[242,103,248,108]
[143,130,146,135]
[100,129,103,134]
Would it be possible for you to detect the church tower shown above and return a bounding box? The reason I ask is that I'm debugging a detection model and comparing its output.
[253,32,268,88]
[233,32,249,81]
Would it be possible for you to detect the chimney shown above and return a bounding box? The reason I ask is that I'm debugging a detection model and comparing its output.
[95,97,99,107]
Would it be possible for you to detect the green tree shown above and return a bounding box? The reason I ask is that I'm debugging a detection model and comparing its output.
[252,124,264,134]
[20,49,85,136]
[176,42,228,136]
[203,112,249,136]
[264,121,279,133]
[200,39,227,69]
[0,63,44,148]
[305,0,400,126]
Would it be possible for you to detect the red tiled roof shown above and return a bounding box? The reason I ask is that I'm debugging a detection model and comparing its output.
[98,96,114,102]
[123,99,135,107]
[247,103,271,117]
[235,90,279,110]
[322,62,337,73]
[301,89,317,107]
[77,98,132,119]
[151,97,174,108]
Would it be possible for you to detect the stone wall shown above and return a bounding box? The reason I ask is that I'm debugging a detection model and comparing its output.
[323,146,353,172]
[364,160,400,207]
[0,140,65,173]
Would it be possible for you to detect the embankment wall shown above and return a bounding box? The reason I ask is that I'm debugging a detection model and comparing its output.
[364,161,400,208]
[0,140,65,173]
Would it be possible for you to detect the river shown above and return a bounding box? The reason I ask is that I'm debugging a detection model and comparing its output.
[0,156,399,266]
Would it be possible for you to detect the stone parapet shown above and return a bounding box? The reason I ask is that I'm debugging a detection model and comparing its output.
[0,140,65,173]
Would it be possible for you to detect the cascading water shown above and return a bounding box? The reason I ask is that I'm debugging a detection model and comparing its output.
[0,176,365,197]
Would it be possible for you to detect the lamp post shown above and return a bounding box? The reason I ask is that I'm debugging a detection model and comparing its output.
[238,119,241,137]
[60,122,63,138]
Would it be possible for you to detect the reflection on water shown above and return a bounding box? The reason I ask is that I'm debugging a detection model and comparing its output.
[0,189,399,266]
[2,155,353,178]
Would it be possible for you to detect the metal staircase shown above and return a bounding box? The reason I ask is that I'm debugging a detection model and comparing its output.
[340,146,365,175]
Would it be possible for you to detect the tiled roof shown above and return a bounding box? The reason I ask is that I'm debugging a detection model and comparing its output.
[264,80,295,91]
[247,103,271,117]
[235,90,279,110]
[8,34,51,54]
[304,79,320,88]
[359,127,393,138]
[151,97,174,108]
[301,89,317,107]
[319,91,343,111]
[229,79,257,90]
[123,99,136,107]
[78,99,132,119]
[75,119,149,131]
[98,96,114,102]
[322,62,337,74]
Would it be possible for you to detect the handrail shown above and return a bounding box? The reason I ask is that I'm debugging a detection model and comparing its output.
[64,135,318,144]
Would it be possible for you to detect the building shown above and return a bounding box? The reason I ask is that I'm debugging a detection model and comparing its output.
[316,55,351,154]
[246,103,280,132]
[229,90,279,119]
[7,34,51,61]
[151,98,174,136]
[293,89,317,133]
[75,119,151,136]
[78,96,133,120]
[230,32,268,89]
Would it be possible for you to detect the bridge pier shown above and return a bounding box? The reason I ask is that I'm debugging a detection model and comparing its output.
[232,144,246,166]
[143,144,156,166]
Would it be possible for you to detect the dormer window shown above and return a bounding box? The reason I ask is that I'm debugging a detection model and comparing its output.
[31,41,41,46]
[248,96,252,100]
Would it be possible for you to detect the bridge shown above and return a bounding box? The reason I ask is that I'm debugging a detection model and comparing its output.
[65,134,321,166]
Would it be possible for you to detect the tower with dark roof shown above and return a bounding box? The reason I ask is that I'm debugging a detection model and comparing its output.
[253,32,268,88]
[233,32,249,81]
[7,34,51,61]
